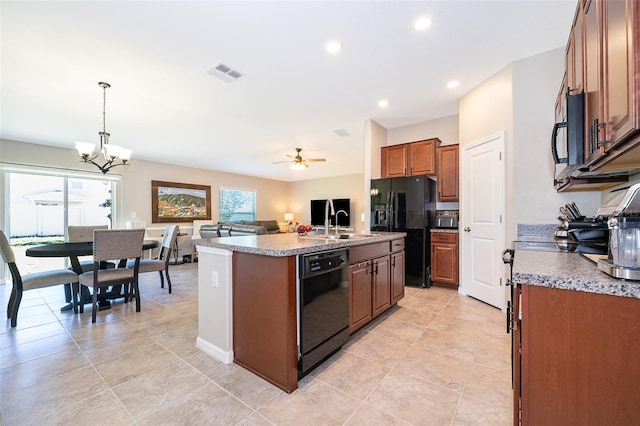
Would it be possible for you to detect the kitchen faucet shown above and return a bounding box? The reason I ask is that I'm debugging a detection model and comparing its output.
[324,199,335,236]
[335,209,348,235]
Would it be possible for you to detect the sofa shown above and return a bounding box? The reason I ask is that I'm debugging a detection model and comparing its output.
[199,220,281,238]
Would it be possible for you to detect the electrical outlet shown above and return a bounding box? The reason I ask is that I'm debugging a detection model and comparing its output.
[211,271,218,288]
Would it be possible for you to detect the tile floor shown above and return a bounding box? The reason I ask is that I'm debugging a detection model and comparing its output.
[1,262,513,425]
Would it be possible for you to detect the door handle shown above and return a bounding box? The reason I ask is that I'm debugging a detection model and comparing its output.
[463,227,471,232]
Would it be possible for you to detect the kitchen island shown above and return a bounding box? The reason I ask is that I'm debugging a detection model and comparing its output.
[510,247,640,425]
[194,231,406,393]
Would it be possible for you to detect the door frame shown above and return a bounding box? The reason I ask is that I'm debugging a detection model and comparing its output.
[459,131,506,309]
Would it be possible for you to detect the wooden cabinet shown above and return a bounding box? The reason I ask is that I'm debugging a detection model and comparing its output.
[430,232,458,288]
[391,251,405,304]
[514,284,640,425]
[556,0,640,190]
[601,0,640,150]
[381,144,407,178]
[349,261,373,332]
[371,255,391,317]
[436,144,459,201]
[577,0,640,170]
[381,139,440,178]
[408,139,437,175]
[349,239,404,333]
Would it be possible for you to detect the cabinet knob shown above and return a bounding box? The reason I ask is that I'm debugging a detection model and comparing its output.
[464,227,471,232]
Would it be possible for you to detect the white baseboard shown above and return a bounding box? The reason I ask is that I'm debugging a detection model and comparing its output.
[195,336,233,364]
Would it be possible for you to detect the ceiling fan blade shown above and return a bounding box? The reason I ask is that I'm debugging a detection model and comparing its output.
[272,160,293,164]
[305,158,326,162]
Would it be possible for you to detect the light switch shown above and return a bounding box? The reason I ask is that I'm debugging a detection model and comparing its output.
[211,271,218,288]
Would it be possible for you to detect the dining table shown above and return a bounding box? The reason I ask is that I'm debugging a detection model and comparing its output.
[26,239,160,311]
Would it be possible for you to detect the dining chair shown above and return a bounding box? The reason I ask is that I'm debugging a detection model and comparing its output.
[0,230,80,327]
[77,228,145,323]
[126,224,178,293]
[67,225,116,271]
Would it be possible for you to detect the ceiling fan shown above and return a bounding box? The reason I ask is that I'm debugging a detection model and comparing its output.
[273,148,326,169]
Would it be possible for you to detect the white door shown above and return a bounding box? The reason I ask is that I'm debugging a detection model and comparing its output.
[460,132,505,309]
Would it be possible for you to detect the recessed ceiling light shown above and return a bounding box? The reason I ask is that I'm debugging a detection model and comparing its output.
[447,80,460,89]
[378,99,389,108]
[414,15,432,31]
[325,40,341,54]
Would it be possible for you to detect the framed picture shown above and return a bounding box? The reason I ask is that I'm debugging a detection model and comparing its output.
[151,180,212,223]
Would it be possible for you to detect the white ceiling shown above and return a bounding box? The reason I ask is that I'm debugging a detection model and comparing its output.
[1,1,577,182]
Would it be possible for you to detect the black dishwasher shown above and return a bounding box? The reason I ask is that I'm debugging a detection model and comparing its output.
[298,248,349,377]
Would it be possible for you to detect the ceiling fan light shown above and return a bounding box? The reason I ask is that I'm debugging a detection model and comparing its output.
[292,163,305,171]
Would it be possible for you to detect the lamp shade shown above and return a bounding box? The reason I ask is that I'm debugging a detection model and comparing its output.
[284,213,294,221]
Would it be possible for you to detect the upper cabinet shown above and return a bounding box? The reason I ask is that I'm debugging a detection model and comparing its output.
[557,0,640,191]
[408,139,438,175]
[381,138,440,178]
[437,144,459,202]
[381,144,407,178]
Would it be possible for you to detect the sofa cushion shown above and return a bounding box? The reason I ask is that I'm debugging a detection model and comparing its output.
[258,220,281,234]
[199,224,220,238]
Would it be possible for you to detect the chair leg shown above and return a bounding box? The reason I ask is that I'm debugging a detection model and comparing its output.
[159,270,164,289]
[165,265,172,294]
[133,280,141,312]
[9,289,22,328]
[71,282,79,314]
[7,287,17,319]
[78,285,86,313]
[91,287,98,323]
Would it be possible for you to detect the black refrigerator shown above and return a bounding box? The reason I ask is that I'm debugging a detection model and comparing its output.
[371,176,436,287]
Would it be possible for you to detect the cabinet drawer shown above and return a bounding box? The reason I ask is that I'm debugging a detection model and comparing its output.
[431,232,458,244]
[350,242,389,264]
[390,238,405,253]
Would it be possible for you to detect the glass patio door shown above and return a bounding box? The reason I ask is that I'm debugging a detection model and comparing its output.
[7,172,113,274]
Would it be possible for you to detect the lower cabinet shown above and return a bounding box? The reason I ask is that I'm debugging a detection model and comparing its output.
[430,232,459,287]
[514,284,640,425]
[391,250,405,304]
[349,239,404,333]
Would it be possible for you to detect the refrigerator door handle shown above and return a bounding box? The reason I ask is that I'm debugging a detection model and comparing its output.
[388,191,394,231]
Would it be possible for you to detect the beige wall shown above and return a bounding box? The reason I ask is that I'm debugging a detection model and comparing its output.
[287,173,366,233]
[0,138,289,235]
[511,48,601,228]
[387,115,459,147]
[2,139,369,243]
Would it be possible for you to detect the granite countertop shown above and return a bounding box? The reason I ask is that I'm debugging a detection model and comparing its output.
[193,231,406,257]
[431,228,459,233]
[512,249,640,299]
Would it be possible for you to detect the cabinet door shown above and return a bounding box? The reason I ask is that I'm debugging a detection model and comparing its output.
[602,0,640,149]
[583,0,606,165]
[349,262,372,332]
[431,233,459,286]
[391,251,405,304]
[372,255,391,317]
[381,145,407,178]
[408,139,436,175]
[436,145,459,201]
[567,5,584,93]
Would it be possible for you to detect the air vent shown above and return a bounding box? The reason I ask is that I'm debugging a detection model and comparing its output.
[333,128,351,137]
[207,63,244,83]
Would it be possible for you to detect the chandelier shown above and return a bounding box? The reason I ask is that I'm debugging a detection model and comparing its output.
[75,82,132,174]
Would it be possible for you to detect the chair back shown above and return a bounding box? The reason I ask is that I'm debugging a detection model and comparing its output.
[93,229,144,262]
[68,225,109,243]
[161,225,179,249]
[0,230,16,264]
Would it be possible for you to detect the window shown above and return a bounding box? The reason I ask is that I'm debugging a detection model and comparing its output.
[219,188,256,222]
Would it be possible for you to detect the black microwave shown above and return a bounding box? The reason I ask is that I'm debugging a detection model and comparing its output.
[552,91,585,180]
